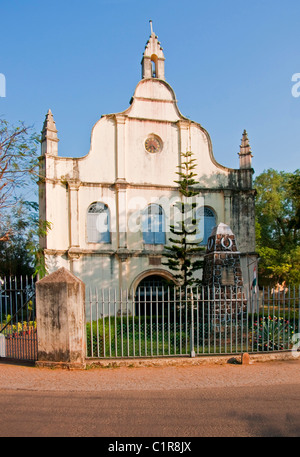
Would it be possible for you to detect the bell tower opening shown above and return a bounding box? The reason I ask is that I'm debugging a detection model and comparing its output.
[151,54,158,78]
[141,21,165,81]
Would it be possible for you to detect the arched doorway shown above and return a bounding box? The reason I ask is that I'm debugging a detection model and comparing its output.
[134,274,175,316]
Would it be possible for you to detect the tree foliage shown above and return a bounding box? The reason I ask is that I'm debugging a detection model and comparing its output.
[162,151,204,287]
[254,168,300,286]
[0,118,50,277]
[0,119,39,240]
[0,200,51,277]
[0,201,36,276]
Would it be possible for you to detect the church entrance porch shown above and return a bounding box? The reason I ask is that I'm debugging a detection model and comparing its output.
[134,274,174,317]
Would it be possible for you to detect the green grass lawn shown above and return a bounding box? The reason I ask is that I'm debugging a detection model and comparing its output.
[86,314,299,358]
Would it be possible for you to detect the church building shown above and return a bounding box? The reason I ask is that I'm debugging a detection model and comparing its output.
[38,24,257,297]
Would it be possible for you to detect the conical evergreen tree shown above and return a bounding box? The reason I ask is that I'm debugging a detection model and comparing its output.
[162,151,204,287]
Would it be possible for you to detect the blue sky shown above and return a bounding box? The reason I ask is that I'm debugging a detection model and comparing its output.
[1,0,299,201]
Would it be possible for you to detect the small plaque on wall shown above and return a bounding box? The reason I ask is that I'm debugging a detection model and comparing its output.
[221,266,235,286]
[149,256,161,266]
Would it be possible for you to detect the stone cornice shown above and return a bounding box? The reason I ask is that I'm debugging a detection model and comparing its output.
[38,177,255,193]
[133,96,176,104]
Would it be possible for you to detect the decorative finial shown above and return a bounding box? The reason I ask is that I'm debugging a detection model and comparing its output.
[41,108,59,156]
[149,20,153,35]
[238,129,253,169]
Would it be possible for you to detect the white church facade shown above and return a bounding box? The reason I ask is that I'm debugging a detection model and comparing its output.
[39,25,257,296]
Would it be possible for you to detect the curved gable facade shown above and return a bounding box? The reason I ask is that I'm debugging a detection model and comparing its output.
[39,27,256,294]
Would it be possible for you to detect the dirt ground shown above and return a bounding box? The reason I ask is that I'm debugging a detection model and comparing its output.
[0,357,299,393]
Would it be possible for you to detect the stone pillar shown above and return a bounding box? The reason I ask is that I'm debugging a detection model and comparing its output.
[67,179,81,248]
[177,120,191,157]
[36,267,86,369]
[115,181,127,249]
[223,190,232,228]
[202,223,244,288]
[202,223,247,326]
[115,115,126,181]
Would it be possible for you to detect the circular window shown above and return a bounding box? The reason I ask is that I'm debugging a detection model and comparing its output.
[145,135,163,154]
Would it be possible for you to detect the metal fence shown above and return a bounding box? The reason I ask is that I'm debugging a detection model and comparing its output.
[86,285,300,359]
[1,276,298,362]
[0,276,37,361]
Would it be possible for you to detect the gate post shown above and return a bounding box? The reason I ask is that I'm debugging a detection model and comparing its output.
[35,267,86,369]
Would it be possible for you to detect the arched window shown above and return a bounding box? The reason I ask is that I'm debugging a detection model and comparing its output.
[87,202,110,243]
[142,204,165,245]
[197,207,216,245]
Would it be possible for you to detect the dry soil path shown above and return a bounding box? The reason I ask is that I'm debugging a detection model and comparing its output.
[0,359,299,439]
[0,358,299,392]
